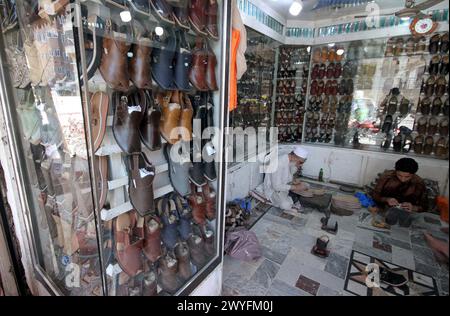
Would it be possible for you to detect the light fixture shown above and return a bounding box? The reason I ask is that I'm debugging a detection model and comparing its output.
[307,46,311,53]
[401,17,410,21]
[120,10,132,22]
[155,26,164,36]
[328,43,335,47]
[336,48,345,55]
[289,1,303,16]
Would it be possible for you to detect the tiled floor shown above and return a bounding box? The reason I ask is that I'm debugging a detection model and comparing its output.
[222,198,450,296]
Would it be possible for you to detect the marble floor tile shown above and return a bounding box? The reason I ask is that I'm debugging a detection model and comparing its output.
[410,231,428,248]
[412,245,438,267]
[222,255,263,280]
[250,259,280,288]
[318,285,342,296]
[261,245,288,265]
[373,239,392,253]
[388,237,411,250]
[324,253,350,280]
[391,246,415,270]
[353,243,393,263]
[296,263,346,292]
[414,260,440,278]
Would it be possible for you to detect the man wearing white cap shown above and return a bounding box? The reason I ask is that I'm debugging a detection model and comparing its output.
[264,146,309,212]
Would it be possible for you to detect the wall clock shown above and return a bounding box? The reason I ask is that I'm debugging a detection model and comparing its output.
[410,15,438,36]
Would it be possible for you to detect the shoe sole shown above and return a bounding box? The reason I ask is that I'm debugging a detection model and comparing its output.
[188,16,208,36]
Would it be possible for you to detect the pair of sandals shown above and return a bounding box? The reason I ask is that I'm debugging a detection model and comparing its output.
[429,55,449,76]
[423,76,448,98]
[429,32,449,55]
[413,135,438,156]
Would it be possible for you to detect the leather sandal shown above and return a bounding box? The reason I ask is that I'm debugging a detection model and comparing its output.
[201,184,216,220]
[206,42,218,91]
[425,76,436,97]
[429,55,441,76]
[94,155,108,211]
[174,242,192,283]
[435,76,447,97]
[399,97,409,116]
[381,115,393,133]
[90,91,109,153]
[174,30,193,91]
[420,97,431,115]
[114,211,144,277]
[326,63,335,79]
[413,135,424,154]
[429,34,441,54]
[393,135,402,152]
[440,54,449,76]
[158,254,180,294]
[423,136,435,155]
[173,193,193,241]
[187,233,207,268]
[140,90,162,151]
[159,197,180,250]
[189,0,208,36]
[428,117,438,135]
[129,33,152,90]
[416,116,428,135]
[189,37,209,91]
[151,32,177,90]
[188,183,207,225]
[432,97,443,116]
[159,91,181,144]
[99,24,131,92]
[318,63,326,79]
[441,32,449,53]
[179,92,194,141]
[112,90,145,154]
[439,118,448,136]
[387,96,398,115]
[172,0,190,30]
[435,137,448,158]
[127,153,155,217]
[142,215,162,262]
[206,0,219,40]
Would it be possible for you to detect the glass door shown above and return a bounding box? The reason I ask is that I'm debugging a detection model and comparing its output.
[0,0,229,296]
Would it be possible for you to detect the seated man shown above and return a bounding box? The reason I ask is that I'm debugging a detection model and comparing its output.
[372,158,427,226]
[264,146,309,212]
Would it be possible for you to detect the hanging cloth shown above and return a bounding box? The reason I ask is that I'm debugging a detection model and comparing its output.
[229,0,247,111]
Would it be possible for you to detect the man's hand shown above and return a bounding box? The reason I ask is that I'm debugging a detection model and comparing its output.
[386,198,399,207]
[401,202,413,212]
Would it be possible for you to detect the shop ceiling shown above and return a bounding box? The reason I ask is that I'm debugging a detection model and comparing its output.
[265,0,440,21]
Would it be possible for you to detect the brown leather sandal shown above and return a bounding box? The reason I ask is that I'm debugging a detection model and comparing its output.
[90,91,109,153]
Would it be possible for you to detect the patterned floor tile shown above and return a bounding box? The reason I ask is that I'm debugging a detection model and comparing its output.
[296,275,320,296]
[324,253,350,280]
[318,285,342,296]
[261,245,288,265]
[391,246,415,270]
[267,279,311,296]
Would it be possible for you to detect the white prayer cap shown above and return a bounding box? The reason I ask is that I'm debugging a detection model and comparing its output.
[293,146,308,159]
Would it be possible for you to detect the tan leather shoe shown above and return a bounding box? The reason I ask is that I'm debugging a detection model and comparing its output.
[159,91,181,144]
[129,38,152,89]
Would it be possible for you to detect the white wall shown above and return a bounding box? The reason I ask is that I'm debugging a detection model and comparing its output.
[190,265,223,296]
[227,144,450,201]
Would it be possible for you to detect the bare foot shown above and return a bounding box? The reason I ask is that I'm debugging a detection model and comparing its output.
[424,233,449,264]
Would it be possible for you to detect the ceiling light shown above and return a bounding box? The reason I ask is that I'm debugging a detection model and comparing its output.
[307,46,311,53]
[289,1,303,16]
[337,48,345,55]
[120,10,132,22]
[155,26,164,36]
[400,17,410,21]
[328,43,335,47]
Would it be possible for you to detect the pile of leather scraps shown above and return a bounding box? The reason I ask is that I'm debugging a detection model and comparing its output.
[331,194,361,216]
[225,202,251,230]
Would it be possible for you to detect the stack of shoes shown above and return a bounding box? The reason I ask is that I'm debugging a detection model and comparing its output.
[331,195,361,216]
[412,32,449,159]
[275,46,310,142]
[225,202,248,230]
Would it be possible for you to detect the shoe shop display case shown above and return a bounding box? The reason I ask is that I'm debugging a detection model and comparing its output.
[230,26,278,131]
[275,45,310,144]
[0,0,230,296]
[302,34,449,160]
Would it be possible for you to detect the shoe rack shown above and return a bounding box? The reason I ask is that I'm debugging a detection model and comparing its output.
[274,45,310,144]
[232,34,275,131]
[0,0,229,297]
[299,32,449,160]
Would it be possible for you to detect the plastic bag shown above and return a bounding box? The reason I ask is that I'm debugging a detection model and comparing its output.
[224,228,262,262]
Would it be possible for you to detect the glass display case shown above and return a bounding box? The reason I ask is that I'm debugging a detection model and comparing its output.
[303,34,449,160]
[0,0,229,296]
